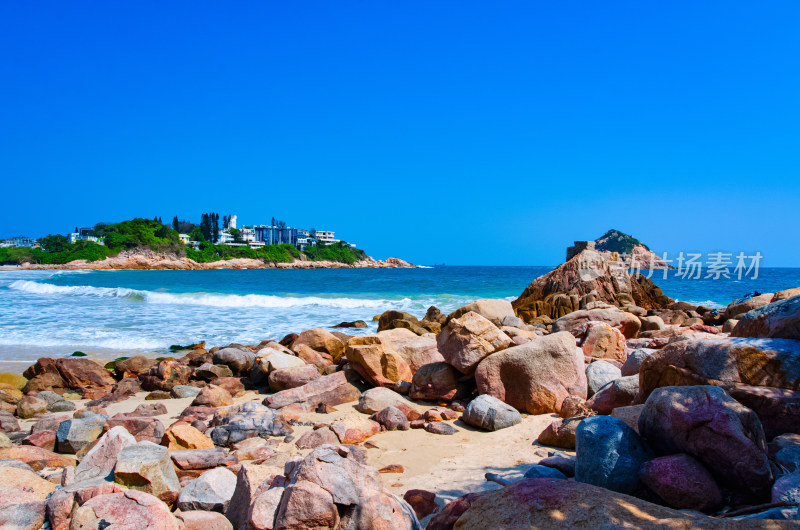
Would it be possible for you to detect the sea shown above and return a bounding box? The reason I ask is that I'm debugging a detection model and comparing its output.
[1,266,799,372]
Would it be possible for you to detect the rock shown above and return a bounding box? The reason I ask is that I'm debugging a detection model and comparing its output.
[56,413,107,454]
[461,394,522,431]
[356,387,418,419]
[291,328,346,362]
[0,466,56,530]
[371,406,410,431]
[191,385,233,407]
[17,395,47,418]
[0,445,76,471]
[724,292,777,320]
[23,429,56,451]
[539,416,581,449]
[772,471,800,504]
[225,463,283,530]
[115,355,157,377]
[334,320,368,328]
[171,448,237,470]
[638,385,772,495]
[575,415,653,494]
[409,362,459,401]
[345,335,413,387]
[212,348,255,376]
[580,321,627,361]
[620,348,655,376]
[403,489,438,520]
[425,422,458,435]
[586,375,640,414]
[732,295,800,340]
[552,307,643,340]
[639,336,800,400]
[268,364,320,391]
[437,312,513,374]
[384,333,444,373]
[162,422,214,450]
[474,332,587,415]
[523,464,567,480]
[538,454,575,477]
[446,299,516,326]
[132,402,168,417]
[246,486,284,530]
[114,440,181,498]
[611,404,644,433]
[55,357,115,390]
[444,477,718,529]
[640,315,666,331]
[74,425,137,483]
[729,384,800,439]
[586,360,622,397]
[426,492,481,530]
[263,372,359,412]
[330,416,381,443]
[0,373,27,391]
[105,414,166,444]
[195,363,234,380]
[377,310,429,335]
[210,402,291,447]
[0,432,13,448]
[176,510,234,530]
[639,454,723,512]
[177,467,237,512]
[273,479,339,529]
[69,489,180,529]
[296,426,340,449]
[172,384,202,398]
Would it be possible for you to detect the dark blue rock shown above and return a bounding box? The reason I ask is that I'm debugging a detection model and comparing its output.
[575,415,654,495]
[523,464,567,480]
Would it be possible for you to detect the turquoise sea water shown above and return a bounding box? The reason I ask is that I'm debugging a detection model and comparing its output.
[1,266,799,370]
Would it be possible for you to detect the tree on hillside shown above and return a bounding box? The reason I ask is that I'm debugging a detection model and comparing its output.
[212,213,220,243]
[172,216,180,231]
[200,213,211,241]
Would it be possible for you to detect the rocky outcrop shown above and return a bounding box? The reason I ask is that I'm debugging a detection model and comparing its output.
[512,248,673,321]
[732,295,800,340]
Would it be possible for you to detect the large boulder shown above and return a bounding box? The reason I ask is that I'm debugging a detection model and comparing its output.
[212,348,255,376]
[474,332,587,414]
[69,489,180,529]
[439,478,716,529]
[209,402,290,447]
[74,425,137,483]
[725,292,778,320]
[268,364,320,392]
[409,362,459,401]
[376,310,429,335]
[575,415,654,495]
[55,412,107,454]
[114,440,181,499]
[191,385,234,407]
[553,308,641,340]
[537,417,582,450]
[438,311,514,374]
[639,336,800,400]
[346,335,413,387]
[291,329,346,362]
[729,384,800,439]
[225,463,283,529]
[162,422,214,450]
[732,295,800,340]
[0,466,56,530]
[445,299,516,327]
[579,322,627,361]
[639,454,723,512]
[512,249,673,321]
[383,333,444,373]
[638,385,772,495]
[55,357,115,390]
[263,371,360,412]
[586,361,621,397]
[356,387,417,418]
[104,414,166,444]
[0,445,75,471]
[586,375,640,414]
[461,394,521,431]
[177,467,237,512]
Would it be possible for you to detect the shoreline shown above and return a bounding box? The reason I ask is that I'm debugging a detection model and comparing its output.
[0,253,415,271]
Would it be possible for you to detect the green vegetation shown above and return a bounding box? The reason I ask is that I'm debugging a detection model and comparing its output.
[1,217,368,266]
[594,229,649,254]
[303,242,366,264]
[186,242,301,263]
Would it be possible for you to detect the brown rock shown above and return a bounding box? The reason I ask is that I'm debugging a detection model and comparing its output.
[403,488,438,520]
[55,357,115,389]
[69,489,180,529]
[115,355,158,377]
[579,321,627,361]
[22,429,56,451]
[176,510,233,530]
[17,395,48,418]
[104,414,166,444]
[291,328,346,363]
[263,371,360,411]
[475,331,587,415]
[273,480,339,529]
[409,362,459,401]
[132,402,168,417]
[268,365,320,392]
[537,417,582,449]
[437,312,514,374]
[162,422,214,450]
[0,445,76,471]
[345,335,413,387]
[191,385,233,407]
[171,448,238,470]
[225,463,283,530]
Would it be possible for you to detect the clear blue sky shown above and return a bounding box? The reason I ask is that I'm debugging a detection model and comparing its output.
[1,2,798,265]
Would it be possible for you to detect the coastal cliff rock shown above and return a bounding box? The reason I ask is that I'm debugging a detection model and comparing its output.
[595,229,674,269]
[512,248,673,321]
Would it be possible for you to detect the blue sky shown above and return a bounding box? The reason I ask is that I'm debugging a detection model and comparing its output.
[1,2,798,265]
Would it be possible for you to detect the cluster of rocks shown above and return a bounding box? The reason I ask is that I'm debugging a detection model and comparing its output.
[1,246,799,527]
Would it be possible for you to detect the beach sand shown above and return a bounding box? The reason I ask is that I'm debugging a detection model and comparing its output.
[22,389,557,523]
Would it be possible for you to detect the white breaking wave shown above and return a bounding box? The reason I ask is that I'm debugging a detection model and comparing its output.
[8,280,404,309]
[0,334,164,350]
